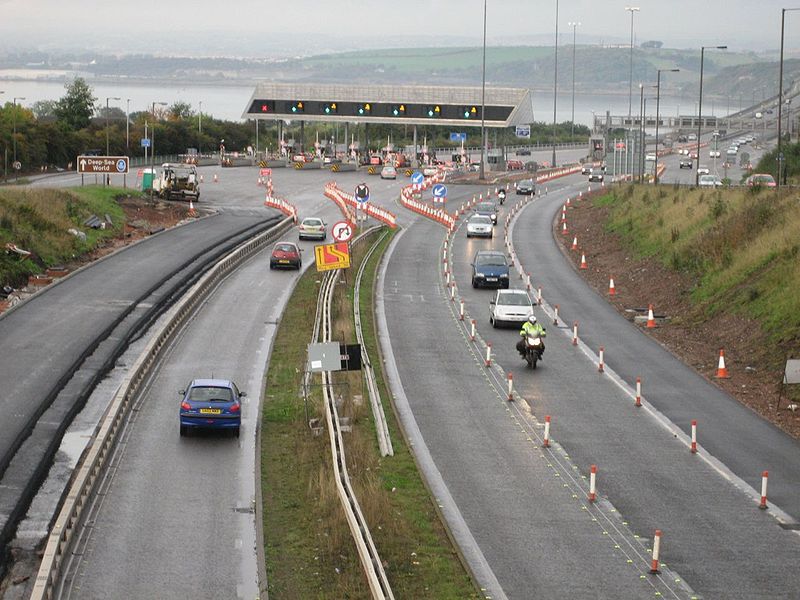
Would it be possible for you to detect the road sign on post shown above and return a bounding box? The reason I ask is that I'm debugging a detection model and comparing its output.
[140,138,151,148]
[449,132,467,142]
[432,183,448,203]
[332,221,354,242]
[314,242,351,272]
[515,126,531,138]
[411,171,424,185]
[354,183,370,204]
[77,155,129,174]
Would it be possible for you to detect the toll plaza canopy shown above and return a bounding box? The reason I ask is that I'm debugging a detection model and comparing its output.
[242,83,533,128]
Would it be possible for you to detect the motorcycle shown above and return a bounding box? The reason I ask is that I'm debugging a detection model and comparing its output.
[498,190,507,205]
[523,333,545,369]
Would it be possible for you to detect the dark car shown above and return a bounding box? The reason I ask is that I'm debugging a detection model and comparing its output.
[474,201,498,225]
[679,159,693,169]
[516,179,535,195]
[179,378,244,437]
[471,250,510,289]
[270,241,302,270]
[517,148,532,156]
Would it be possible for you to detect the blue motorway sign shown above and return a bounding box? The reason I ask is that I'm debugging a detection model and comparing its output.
[141,138,151,148]
[515,126,531,138]
[449,132,467,142]
[411,171,425,185]
[432,183,448,198]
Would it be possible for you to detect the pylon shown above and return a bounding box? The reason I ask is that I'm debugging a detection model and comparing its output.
[579,252,588,269]
[199,174,204,183]
[213,173,219,183]
[571,236,578,250]
[562,222,569,235]
[609,277,616,295]
[646,304,657,328]
[188,199,197,217]
[715,349,730,378]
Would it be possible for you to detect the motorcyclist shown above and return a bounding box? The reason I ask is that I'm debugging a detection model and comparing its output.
[516,315,546,358]
[498,189,507,204]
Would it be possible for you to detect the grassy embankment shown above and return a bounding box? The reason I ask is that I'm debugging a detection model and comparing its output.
[597,184,800,361]
[0,186,132,288]
[261,227,479,599]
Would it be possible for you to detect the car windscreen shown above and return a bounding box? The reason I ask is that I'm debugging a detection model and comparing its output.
[275,244,296,252]
[188,386,233,403]
[303,219,322,226]
[520,180,533,186]
[498,293,531,306]
[476,254,507,266]
[476,203,496,212]
[470,216,492,225]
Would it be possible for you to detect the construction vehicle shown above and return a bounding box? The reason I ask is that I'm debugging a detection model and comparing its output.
[153,163,200,201]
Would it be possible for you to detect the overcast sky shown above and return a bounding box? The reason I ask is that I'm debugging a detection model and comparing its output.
[0,0,794,53]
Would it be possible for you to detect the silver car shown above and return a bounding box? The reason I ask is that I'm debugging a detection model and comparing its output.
[698,174,723,187]
[466,215,494,238]
[489,289,535,328]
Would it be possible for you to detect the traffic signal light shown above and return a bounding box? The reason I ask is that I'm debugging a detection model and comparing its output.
[463,106,478,119]
[426,105,441,118]
[323,102,338,114]
[259,101,274,113]
[391,104,406,117]
[357,103,372,115]
[290,101,305,113]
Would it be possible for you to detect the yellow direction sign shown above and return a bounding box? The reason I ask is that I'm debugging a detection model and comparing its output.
[314,242,350,272]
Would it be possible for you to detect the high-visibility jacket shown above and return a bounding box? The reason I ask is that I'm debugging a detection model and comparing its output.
[520,321,546,338]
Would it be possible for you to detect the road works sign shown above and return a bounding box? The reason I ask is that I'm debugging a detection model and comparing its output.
[77,155,129,174]
[314,242,351,272]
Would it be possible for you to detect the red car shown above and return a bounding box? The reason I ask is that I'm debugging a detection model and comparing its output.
[745,174,776,188]
[269,241,302,269]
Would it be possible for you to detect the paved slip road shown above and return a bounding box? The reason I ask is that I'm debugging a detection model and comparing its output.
[381,177,800,599]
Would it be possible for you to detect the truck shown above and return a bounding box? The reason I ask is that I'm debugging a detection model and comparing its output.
[152,163,200,201]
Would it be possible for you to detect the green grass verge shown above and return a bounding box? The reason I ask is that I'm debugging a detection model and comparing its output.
[0,185,134,287]
[261,227,479,599]
[598,184,800,346]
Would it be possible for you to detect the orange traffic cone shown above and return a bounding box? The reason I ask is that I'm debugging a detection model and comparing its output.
[562,222,569,235]
[213,173,219,183]
[609,277,616,295]
[199,174,204,183]
[188,199,197,218]
[571,236,578,250]
[646,304,657,328]
[716,349,730,378]
[579,252,588,269]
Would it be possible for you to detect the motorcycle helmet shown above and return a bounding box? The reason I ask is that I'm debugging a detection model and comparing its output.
[528,315,537,324]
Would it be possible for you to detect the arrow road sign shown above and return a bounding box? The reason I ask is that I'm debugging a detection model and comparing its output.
[314,242,351,272]
[354,183,370,204]
[332,221,354,242]
[411,171,424,185]
[77,155,129,175]
[432,183,448,198]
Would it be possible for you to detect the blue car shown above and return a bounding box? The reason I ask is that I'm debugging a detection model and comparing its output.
[179,378,244,437]
[471,250,510,289]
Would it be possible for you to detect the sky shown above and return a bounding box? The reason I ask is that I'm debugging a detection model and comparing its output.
[0,0,793,55]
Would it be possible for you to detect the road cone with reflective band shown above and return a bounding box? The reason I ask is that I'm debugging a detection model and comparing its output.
[571,236,578,250]
[562,222,568,235]
[609,277,616,296]
[646,304,657,328]
[199,174,204,183]
[188,199,197,218]
[579,252,588,269]
[715,349,730,378]
[213,173,219,183]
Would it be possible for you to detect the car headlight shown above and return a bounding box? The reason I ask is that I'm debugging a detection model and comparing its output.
[491,214,496,220]
[475,272,485,277]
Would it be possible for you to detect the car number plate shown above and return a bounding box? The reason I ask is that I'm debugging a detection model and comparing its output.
[279,260,290,264]
[486,277,498,282]
[200,408,221,414]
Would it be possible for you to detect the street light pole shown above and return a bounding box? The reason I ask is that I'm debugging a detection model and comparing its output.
[198,100,203,155]
[625,7,640,117]
[639,83,645,182]
[569,21,581,138]
[126,99,131,150]
[150,101,167,202]
[654,68,679,184]
[480,0,487,181]
[777,8,800,187]
[551,0,559,168]
[696,46,727,186]
[106,97,121,156]
[12,96,25,170]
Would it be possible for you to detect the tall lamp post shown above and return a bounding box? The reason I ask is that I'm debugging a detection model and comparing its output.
[625,7,640,117]
[125,99,131,150]
[639,83,645,182]
[569,21,581,138]
[696,46,727,186]
[654,68,679,184]
[198,100,203,155]
[479,0,488,181]
[150,101,168,202]
[551,0,560,168]
[12,96,26,170]
[105,97,121,156]
[777,8,800,187]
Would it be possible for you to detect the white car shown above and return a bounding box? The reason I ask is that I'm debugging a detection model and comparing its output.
[380,165,397,179]
[698,174,723,187]
[298,217,326,240]
[466,215,494,238]
[646,153,656,162]
[489,289,534,328]
[709,150,721,158]
[697,165,710,175]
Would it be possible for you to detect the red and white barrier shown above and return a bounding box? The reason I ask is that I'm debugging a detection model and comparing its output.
[264,194,298,223]
[691,420,698,454]
[589,464,597,502]
[650,530,662,574]
[326,182,397,228]
[760,471,769,509]
[543,415,551,447]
